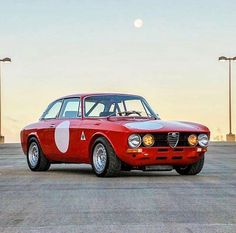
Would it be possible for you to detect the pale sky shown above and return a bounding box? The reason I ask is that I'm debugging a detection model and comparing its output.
[0,0,236,142]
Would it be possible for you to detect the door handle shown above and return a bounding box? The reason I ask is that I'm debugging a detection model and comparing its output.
[50,124,55,128]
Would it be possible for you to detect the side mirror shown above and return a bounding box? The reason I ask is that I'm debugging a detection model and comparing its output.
[155,113,161,120]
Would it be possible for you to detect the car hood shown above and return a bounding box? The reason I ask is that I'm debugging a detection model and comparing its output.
[109,119,209,133]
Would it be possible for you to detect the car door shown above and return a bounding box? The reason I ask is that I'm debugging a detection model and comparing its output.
[56,97,82,162]
[38,99,64,159]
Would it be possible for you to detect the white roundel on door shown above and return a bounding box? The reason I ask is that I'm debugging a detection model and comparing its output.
[55,120,70,153]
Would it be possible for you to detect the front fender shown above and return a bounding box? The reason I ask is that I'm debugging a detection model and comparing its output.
[89,131,128,162]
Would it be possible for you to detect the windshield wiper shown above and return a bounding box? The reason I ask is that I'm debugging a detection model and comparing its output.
[117,111,141,116]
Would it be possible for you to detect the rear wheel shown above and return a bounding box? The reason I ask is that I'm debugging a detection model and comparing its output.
[92,137,121,177]
[27,138,51,171]
[175,154,205,175]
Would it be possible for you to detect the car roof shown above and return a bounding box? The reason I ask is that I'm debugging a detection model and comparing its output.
[58,93,141,100]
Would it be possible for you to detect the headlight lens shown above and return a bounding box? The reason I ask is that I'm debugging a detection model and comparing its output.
[128,134,141,148]
[198,134,209,147]
[188,134,198,146]
[143,134,155,147]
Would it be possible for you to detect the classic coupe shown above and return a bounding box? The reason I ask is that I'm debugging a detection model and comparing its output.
[21,93,210,177]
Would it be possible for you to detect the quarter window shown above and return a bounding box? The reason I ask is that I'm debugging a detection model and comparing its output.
[59,98,81,118]
[42,100,63,119]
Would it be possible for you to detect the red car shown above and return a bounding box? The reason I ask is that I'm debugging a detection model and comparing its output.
[21,93,210,177]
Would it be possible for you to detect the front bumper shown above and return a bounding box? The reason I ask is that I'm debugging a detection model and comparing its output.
[120,146,207,166]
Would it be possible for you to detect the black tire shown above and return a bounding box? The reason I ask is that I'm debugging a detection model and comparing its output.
[175,154,205,175]
[27,138,51,171]
[91,137,121,177]
[121,163,132,171]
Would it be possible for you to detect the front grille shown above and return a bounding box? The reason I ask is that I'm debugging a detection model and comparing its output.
[167,132,179,148]
[140,132,200,147]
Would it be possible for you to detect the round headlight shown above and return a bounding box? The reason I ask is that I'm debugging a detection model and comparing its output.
[128,134,141,148]
[143,134,155,147]
[188,134,198,146]
[198,134,209,147]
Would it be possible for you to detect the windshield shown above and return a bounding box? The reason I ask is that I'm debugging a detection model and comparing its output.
[84,95,157,118]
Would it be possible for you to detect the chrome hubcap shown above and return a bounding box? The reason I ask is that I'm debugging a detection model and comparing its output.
[93,143,107,174]
[28,142,39,168]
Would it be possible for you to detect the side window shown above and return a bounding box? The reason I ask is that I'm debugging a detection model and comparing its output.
[42,100,63,119]
[85,102,105,117]
[91,103,105,116]
[59,98,81,118]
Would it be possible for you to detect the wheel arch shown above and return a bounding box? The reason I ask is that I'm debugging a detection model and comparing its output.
[27,133,43,153]
[88,132,117,163]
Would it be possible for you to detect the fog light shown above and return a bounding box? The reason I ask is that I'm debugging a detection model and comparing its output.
[143,134,155,147]
[188,134,198,146]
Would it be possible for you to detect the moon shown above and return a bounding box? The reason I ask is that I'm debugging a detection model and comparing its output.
[134,19,143,28]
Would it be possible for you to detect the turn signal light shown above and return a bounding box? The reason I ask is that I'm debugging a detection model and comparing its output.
[127,148,143,153]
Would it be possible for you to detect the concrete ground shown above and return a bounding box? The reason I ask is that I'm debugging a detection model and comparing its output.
[0,143,236,233]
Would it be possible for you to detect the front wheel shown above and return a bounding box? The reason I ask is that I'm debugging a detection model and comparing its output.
[175,154,205,175]
[27,138,51,171]
[92,137,121,177]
